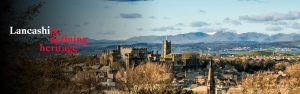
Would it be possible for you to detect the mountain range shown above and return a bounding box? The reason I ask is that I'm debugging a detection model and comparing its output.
[125,32,300,44]
[81,32,300,54]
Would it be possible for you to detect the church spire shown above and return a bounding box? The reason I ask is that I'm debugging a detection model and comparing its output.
[207,58,215,94]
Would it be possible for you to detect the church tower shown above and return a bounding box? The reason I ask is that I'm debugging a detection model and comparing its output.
[161,38,171,59]
[207,59,215,94]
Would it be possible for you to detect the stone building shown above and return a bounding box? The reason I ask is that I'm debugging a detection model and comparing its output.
[161,39,171,60]
[120,46,148,67]
[147,51,160,62]
[99,45,149,68]
[160,39,183,64]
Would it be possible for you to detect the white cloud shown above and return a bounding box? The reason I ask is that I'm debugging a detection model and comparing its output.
[120,13,142,19]
[151,26,181,31]
[265,26,283,31]
[240,11,300,22]
[190,21,210,27]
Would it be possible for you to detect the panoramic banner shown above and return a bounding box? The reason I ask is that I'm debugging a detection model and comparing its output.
[1,0,300,94]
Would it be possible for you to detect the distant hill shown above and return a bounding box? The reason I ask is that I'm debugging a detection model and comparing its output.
[125,31,300,44]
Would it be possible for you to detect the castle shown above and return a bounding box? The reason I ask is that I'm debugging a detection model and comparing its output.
[98,38,228,94]
[99,38,180,68]
[99,44,164,68]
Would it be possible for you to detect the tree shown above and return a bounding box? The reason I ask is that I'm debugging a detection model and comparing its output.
[274,62,288,71]
[119,62,174,93]
[242,62,300,94]
[73,71,104,94]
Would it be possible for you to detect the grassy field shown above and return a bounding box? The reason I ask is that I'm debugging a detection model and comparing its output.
[231,50,294,56]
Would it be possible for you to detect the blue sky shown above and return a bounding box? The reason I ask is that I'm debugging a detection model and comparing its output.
[28,0,300,40]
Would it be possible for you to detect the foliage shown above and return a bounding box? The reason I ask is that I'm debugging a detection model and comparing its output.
[232,50,295,56]
[136,87,194,94]
[242,62,300,94]
[120,62,174,93]
[232,50,273,56]
[274,62,288,71]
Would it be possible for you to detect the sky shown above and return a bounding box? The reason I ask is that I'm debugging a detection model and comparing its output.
[25,0,300,40]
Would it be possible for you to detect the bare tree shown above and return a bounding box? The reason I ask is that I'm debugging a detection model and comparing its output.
[242,62,300,94]
[117,62,174,93]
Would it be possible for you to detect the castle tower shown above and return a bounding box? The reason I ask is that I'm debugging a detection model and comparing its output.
[161,39,171,59]
[207,59,215,94]
[117,45,121,51]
